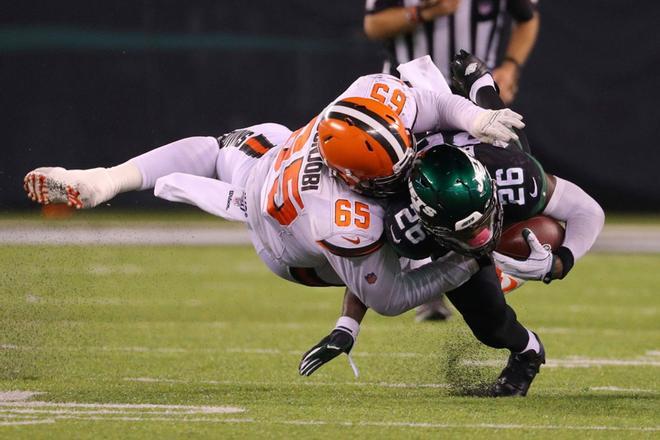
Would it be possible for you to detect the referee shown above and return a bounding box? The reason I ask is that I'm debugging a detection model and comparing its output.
[364,0,539,104]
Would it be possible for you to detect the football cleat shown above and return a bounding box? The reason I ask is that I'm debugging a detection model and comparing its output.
[450,50,494,99]
[24,167,116,209]
[492,333,545,397]
[415,295,452,322]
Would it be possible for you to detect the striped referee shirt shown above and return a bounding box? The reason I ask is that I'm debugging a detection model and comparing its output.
[365,0,537,79]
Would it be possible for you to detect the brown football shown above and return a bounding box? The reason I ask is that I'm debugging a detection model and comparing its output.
[496,215,565,260]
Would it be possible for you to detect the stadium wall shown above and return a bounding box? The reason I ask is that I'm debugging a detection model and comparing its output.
[1,0,658,211]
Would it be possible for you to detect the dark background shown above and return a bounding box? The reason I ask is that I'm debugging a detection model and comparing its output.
[2,0,659,211]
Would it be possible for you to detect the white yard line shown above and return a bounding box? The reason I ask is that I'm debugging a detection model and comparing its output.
[0,391,43,402]
[0,401,244,414]
[0,391,656,432]
[2,414,655,432]
[0,419,54,426]
[6,343,660,367]
[463,358,660,368]
[276,420,660,432]
[124,377,449,389]
[590,386,658,393]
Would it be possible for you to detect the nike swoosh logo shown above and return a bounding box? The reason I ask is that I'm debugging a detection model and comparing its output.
[529,177,538,198]
[342,236,361,245]
[389,226,402,244]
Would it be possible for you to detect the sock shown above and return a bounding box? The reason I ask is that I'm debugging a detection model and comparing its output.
[518,329,540,354]
[107,161,143,194]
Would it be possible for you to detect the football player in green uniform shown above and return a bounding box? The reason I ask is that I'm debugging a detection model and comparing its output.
[299,51,604,397]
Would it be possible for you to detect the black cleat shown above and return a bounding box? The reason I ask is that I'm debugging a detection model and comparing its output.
[492,334,545,397]
[450,50,494,99]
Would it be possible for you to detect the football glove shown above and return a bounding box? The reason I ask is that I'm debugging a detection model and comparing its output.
[469,109,524,145]
[299,317,359,377]
[450,49,494,99]
[24,167,118,209]
[493,229,554,282]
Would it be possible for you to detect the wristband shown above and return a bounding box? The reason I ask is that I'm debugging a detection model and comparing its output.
[335,316,360,339]
[542,246,575,284]
[554,246,575,279]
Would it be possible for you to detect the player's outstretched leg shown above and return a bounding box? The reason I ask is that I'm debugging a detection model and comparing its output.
[446,263,545,397]
[24,167,115,209]
[24,164,140,209]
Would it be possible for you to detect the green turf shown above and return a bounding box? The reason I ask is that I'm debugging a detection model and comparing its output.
[0,245,658,438]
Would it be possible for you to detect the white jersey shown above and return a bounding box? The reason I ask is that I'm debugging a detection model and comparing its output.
[144,73,484,315]
[241,75,480,314]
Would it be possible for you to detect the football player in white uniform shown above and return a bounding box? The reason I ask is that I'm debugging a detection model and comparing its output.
[24,71,523,315]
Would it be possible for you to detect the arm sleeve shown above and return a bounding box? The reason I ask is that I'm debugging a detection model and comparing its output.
[130,136,220,190]
[506,0,538,22]
[542,176,605,260]
[324,245,479,316]
[409,88,484,134]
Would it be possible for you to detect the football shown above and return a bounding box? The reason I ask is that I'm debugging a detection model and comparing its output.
[496,215,565,259]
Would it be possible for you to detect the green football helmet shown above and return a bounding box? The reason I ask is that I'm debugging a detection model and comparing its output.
[408,144,503,256]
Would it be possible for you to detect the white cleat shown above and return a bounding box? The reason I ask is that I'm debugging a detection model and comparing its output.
[23,167,116,209]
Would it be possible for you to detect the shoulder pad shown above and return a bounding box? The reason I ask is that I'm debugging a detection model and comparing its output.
[384,196,436,260]
[313,181,387,257]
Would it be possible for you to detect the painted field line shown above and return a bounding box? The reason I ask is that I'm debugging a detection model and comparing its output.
[124,377,659,394]
[0,401,245,414]
[0,391,43,402]
[464,358,660,368]
[277,420,660,432]
[0,419,54,426]
[590,386,658,393]
[7,343,660,368]
[0,415,254,424]
[1,412,656,432]
[124,377,449,389]
[0,408,244,416]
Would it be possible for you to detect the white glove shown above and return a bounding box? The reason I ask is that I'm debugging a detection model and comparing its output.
[24,167,118,209]
[469,109,525,144]
[493,229,554,281]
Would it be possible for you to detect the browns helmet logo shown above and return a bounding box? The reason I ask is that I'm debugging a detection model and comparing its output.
[365,272,378,284]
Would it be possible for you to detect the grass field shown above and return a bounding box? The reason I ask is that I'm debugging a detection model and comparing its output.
[1,241,659,438]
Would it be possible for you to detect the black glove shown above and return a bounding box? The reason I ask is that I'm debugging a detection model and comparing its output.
[298,328,355,376]
[450,49,495,99]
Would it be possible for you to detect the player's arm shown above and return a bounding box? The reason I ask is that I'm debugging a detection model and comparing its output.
[494,173,605,282]
[325,244,479,316]
[299,289,368,376]
[492,0,540,104]
[541,174,605,280]
[363,0,459,40]
[409,87,524,145]
[451,50,531,152]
